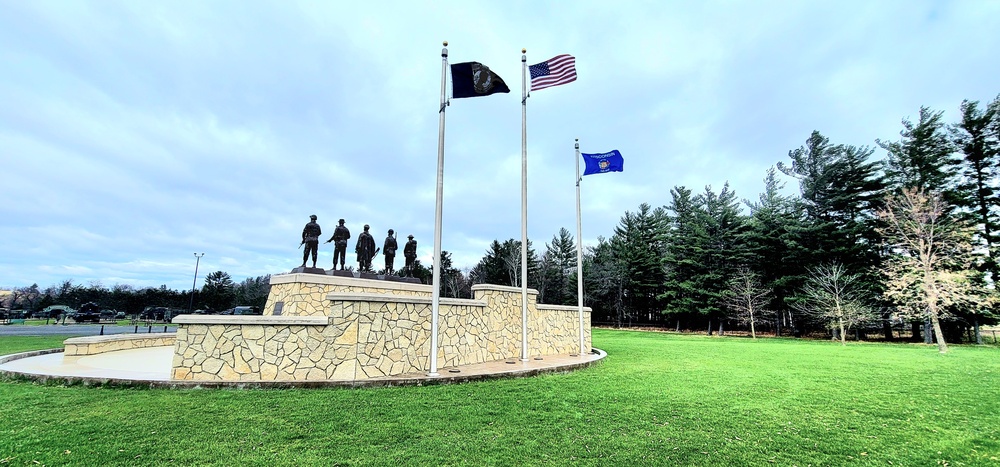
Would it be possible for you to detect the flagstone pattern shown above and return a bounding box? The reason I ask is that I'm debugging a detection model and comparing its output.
[172,279,591,382]
[64,333,177,356]
[264,273,432,317]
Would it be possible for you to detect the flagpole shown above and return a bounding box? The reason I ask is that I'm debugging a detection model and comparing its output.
[429,41,448,377]
[575,139,585,356]
[520,48,529,362]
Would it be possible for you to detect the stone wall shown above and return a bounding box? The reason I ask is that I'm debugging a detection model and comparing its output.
[64,333,176,356]
[172,279,590,382]
[264,273,431,317]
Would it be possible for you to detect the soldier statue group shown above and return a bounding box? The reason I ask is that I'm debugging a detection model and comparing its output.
[300,214,418,276]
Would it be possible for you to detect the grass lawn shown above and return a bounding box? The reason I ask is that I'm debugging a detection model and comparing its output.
[1,329,998,465]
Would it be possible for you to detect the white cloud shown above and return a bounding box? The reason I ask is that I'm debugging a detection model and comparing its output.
[1,0,998,290]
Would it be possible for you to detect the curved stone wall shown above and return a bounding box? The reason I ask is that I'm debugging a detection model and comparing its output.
[173,279,591,382]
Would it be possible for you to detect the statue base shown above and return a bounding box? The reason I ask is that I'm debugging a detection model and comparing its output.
[358,272,379,280]
[328,270,355,278]
[384,275,421,284]
[291,266,327,274]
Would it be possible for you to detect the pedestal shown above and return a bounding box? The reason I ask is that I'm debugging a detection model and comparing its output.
[384,275,422,284]
[291,266,327,274]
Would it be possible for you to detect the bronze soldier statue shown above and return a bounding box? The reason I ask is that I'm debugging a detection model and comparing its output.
[355,224,377,272]
[403,234,417,277]
[383,229,398,274]
[325,218,351,270]
[300,214,321,268]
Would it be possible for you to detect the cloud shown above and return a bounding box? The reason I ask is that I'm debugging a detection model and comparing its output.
[1,0,998,290]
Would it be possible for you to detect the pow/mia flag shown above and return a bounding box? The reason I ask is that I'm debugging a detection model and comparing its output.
[450,62,510,99]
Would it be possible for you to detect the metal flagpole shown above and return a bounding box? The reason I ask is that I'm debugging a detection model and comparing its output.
[520,48,530,362]
[575,139,585,356]
[429,41,448,377]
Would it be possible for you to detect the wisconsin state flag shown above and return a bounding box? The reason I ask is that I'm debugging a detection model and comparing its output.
[451,62,510,99]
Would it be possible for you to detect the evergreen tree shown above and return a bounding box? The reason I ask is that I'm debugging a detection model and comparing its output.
[696,183,747,333]
[878,106,958,196]
[201,271,236,312]
[950,96,1000,282]
[611,203,668,323]
[661,187,708,328]
[433,251,468,298]
[743,168,806,335]
[779,131,886,336]
[469,239,539,288]
[234,275,271,311]
[660,185,745,333]
[584,236,627,326]
[538,228,577,305]
[779,131,885,273]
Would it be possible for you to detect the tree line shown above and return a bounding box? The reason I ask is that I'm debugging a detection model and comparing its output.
[2,273,271,317]
[463,97,1000,352]
[5,97,998,352]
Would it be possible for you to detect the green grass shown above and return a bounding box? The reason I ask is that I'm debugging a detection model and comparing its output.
[1,330,998,465]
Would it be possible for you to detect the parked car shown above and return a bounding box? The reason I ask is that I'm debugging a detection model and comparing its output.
[222,306,261,316]
[72,303,101,323]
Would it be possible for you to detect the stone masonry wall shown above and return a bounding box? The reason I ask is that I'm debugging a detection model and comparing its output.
[264,273,431,317]
[64,333,176,356]
[171,316,357,381]
[173,281,590,382]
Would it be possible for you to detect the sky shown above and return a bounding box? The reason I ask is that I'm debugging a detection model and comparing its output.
[2,0,999,292]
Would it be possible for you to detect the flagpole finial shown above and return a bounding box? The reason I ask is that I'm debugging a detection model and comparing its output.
[443,41,448,47]
[522,48,526,53]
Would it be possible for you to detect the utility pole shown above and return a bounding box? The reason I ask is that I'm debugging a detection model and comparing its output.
[188,253,204,314]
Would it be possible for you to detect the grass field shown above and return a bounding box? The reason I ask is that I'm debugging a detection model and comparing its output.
[1,330,998,465]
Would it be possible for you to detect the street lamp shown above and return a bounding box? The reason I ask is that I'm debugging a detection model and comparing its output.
[188,253,204,314]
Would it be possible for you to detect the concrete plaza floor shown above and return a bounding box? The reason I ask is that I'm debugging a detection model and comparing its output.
[0,345,606,388]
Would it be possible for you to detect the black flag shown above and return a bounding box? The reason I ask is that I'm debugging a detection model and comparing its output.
[450,62,510,99]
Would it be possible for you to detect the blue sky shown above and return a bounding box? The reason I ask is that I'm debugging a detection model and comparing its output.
[2,0,998,291]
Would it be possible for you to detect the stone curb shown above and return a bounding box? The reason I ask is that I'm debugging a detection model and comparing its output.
[0,348,607,390]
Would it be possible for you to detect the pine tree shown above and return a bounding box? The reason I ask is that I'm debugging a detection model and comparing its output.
[661,186,708,328]
[539,228,577,305]
[951,97,1000,282]
[743,168,805,335]
[878,106,958,196]
[610,203,668,324]
[201,271,236,312]
[779,131,886,336]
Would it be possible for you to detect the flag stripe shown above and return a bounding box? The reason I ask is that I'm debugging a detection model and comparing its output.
[530,54,577,91]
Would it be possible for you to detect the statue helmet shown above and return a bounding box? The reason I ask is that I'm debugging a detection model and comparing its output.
[364,224,370,230]
[309,214,317,220]
[408,234,414,239]
[338,218,345,224]
[388,229,394,235]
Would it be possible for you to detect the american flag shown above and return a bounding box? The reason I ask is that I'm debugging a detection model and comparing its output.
[529,54,577,91]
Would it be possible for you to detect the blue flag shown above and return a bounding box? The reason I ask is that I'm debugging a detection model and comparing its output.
[581,150,624,176]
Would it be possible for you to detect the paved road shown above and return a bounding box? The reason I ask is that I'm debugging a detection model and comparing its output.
[0,324,176,337]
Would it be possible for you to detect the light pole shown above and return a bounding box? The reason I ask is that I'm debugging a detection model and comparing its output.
[188,253,204,314]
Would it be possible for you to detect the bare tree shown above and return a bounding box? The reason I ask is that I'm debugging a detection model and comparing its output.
[794,263,876,345]
[878,188,983,353]
[722,268,772,338]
